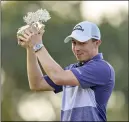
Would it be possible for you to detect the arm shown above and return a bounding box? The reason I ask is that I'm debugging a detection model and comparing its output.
[17,27,55,91]
[23,28,111,88]
[35,47,80,86]
[17,27,79,86]
[35,46,111,88]
[26,47,54,91]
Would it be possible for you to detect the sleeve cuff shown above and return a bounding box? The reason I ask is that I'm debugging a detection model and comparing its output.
[44,75,63,93]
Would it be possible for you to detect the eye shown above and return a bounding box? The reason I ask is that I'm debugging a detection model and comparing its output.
[80,42,86,45]
[82,42,85,45]
[72,40,76,45]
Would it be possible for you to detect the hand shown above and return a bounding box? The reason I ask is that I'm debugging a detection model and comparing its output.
[17,25,45,49]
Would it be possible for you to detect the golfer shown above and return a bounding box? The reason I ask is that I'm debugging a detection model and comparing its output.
[17,21,115,121]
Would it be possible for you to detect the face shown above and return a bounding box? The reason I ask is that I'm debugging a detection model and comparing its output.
[72,38,101,62]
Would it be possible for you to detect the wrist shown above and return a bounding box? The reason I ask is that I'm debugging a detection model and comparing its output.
[26,46,34,52]
[33,43,44,52]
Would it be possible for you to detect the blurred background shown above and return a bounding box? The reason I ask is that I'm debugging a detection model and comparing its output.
[1,1,128,121]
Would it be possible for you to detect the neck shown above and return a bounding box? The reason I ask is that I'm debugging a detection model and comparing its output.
[82,51,99,63]
[90,49,98,59]
[77,50,99,63]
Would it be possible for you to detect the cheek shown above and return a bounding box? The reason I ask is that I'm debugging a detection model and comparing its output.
[72,46,75,54]
[72,44,74,51]
[84,45,93,53]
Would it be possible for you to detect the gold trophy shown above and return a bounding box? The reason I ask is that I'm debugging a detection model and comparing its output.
[17,9,51,37]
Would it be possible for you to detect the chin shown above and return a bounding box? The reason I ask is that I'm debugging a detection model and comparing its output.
[76,55,88,62]
[77,57,89,62]
[77,58,84,62]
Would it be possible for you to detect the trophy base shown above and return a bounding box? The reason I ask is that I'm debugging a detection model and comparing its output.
[17,22,45,36]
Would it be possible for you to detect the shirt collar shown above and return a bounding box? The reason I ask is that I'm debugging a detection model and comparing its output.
[91,53,103,60]
[75,53,103,67]
[84,53,103,63]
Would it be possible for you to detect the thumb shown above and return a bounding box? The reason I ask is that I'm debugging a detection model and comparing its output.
[18,41,27,48]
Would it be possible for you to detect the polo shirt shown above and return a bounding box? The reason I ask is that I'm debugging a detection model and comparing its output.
[44,53,115,121]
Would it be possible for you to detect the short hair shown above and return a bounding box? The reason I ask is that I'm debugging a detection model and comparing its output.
[91,38,99,42]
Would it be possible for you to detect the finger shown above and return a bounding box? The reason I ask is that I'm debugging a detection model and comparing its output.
[19,41,27,47]
[17,37,23,44]
[18,40,22,45]
[18,39,22,45]
[19,30,33,41]
[20,42,25,46]
[20,42,26,47]
[21,28,31,38]
[17,37,20,42]
[18,36,27,42]
[18,40,20,45]
[22,33,29,39]
[18,40,23,45]
[17,39,24,45]
[24,28,32,36]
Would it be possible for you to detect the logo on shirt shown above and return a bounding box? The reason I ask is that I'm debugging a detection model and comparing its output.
[73,25,84,32]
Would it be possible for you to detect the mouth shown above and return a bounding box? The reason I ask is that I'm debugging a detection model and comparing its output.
[76,53,83,56]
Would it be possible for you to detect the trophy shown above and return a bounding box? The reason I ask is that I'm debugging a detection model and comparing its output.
[17,9,51,37]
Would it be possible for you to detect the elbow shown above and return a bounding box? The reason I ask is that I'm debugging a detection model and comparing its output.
[29,86,43,91]
[29,85,38,91]
[28,75,44,91]
[29,85,36,90]
[28,79,41,91]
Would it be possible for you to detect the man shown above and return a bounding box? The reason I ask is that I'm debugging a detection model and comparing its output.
[17,21,115,121]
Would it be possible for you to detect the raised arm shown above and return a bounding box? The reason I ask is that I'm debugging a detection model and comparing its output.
[17,27,54,91]
[26,47,54,91]
[17,26,79,86]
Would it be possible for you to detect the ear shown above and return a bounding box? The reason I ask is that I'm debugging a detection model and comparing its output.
[96,40,102,46]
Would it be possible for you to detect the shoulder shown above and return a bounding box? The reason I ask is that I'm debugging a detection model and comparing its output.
[64,63,77,70]
[102,60,115,73]
[87,59,114,72]
[100,60,115,81]
[83,59,115,82]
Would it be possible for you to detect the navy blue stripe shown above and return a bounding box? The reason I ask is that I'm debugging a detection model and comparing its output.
[44,75,62,93]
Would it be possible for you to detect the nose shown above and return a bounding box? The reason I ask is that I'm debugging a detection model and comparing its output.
[75,44,81,51]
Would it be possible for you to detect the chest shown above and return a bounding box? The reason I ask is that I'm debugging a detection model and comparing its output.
[61,86,96,111]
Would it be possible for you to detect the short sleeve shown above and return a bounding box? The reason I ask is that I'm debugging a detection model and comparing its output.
[44,75,62,93]
[70,61,111,89]
[43,64,76,93]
